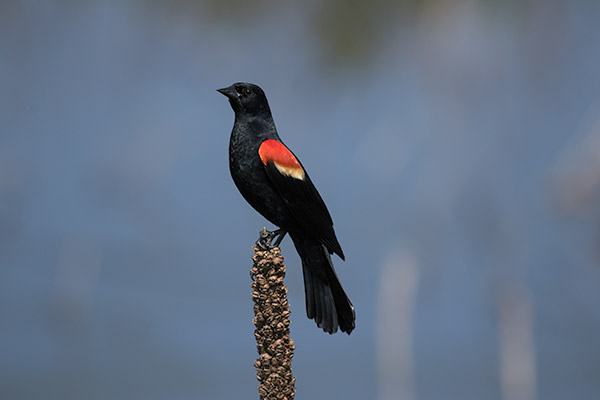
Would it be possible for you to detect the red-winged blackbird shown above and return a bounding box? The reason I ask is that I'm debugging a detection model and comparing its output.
[218,82,355,334]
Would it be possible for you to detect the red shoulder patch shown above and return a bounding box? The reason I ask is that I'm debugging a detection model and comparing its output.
[258,139,305,180]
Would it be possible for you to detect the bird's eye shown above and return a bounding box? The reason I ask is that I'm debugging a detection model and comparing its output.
[243,88,252,96]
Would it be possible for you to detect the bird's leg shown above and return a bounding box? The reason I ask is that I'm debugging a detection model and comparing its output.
[272,229,287,247]
[255,228,287,250]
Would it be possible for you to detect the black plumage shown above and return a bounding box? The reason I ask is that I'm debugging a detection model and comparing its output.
[218,82,355,334]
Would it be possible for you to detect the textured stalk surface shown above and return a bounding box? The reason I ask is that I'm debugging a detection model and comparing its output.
[251,231,296,400]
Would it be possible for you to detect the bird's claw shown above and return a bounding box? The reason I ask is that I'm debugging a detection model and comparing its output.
[256,228,276,250]
[255,228,287,250]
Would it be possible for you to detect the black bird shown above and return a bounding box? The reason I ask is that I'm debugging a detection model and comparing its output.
[218,82,355,334]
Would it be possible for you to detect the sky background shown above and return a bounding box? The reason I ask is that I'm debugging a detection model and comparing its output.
[1,1,600,399]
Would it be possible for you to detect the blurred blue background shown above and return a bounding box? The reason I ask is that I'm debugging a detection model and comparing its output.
[1,1,600,399]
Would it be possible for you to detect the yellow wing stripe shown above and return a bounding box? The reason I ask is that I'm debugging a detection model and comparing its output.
[259,139,305,180]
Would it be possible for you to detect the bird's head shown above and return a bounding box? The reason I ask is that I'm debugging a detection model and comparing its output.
[217,82,271,117]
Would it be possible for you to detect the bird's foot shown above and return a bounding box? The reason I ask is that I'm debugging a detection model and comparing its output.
[256,228,276,250]
[256,228,287,250]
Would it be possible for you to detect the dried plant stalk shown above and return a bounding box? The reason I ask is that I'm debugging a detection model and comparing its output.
[251,229,296,400]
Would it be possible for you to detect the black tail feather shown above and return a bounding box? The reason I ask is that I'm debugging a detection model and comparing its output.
[291,233,355,334]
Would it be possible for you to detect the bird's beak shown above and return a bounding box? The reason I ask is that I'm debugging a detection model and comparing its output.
[217,85,238,99]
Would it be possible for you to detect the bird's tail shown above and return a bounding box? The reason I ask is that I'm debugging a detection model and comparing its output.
[290,233,355,334]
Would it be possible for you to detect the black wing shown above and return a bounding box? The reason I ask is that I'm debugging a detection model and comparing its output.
[258,139,344,259]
